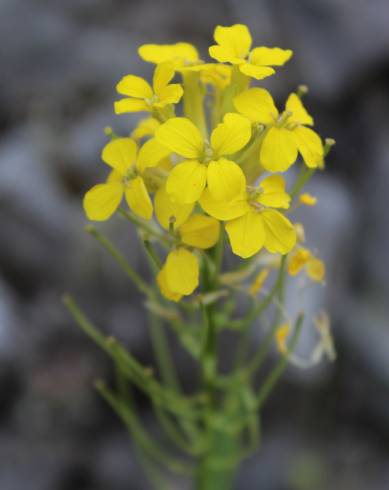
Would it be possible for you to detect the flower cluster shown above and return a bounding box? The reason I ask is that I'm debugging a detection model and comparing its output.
[83,23,328,301]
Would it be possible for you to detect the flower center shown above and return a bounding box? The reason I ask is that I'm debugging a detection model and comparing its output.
[123,167,137,185]
[247,187,265,211]
[146,94,160,106]
[202,141,214,164]
[275,110,293,128]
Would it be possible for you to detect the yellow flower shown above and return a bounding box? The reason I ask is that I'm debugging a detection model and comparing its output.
[249,268,270,296]
[158,248,199,300]
[198,64,232,89]
[294,222,306,243]
[306,257,325,282]
[157,216,220,301]
[176,62,232,89]
[115,62,183,114]
[155,113,251,203]
[155,185,221,248]
[299,192,317,206]
[234,88,324,172]
[156,210,220,301]
[275,323,290,354]
[131,117,160,141]
[178,214,220,249]
[157,266,183,302]
[138,42,201,68]
[154,184,194,230]
[200,174,296,258]
[83,137,168,221]
[209,24,292,80]
[287,247,325,282]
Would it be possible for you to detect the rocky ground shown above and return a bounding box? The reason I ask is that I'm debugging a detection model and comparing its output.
[0,1,389,489]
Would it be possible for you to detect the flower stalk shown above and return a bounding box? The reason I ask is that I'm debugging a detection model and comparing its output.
[65,23,336,489]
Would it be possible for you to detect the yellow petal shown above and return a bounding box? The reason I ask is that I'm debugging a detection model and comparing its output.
[114,98,150,114]
[156,157,173,172]
[116,75,153,99]
[306,257,325,282]
[260,127,298,172]
[275,323,290,354]
[106,169,123,184]
[294,222,306,243]
[292,126,324,169]
[234,88,278,124]
[210,24,252,63]
[299,192,317,206]
[155,117,204,159]
[261,209,297,254]
[207,158,246,201]
[101,138,137,175]
[139,43,199,65]
[211,113,251,156]
[166,160,207,204]
[83,183,123,221]
[136,138,170,173]
[208,46,243,64]
[198,63,232,89]
[200,188,249,221]
[154,185,194,230]
[125,176,153,220]
[157,267,183,302]
[285,93,313,126]
[249,268,270,296]
[152,62,175,93]
[154,84,183,107]
[250,47,293,66]
[257,175,291,209]
[239,63,275,80]
[179,215,220,249]
[131,117,160,140]
[288,247,311,276]
[165,248,199,295]
[225,209,266,258]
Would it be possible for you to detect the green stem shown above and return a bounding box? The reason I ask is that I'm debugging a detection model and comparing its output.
[119,208,172,246]
[256,313,304,410]
[213,257,288,388]
[290,167,315,200]
[182,71,207,138]
[290,138,335,201]
[153,405,205,456]
[212,314,304,438]
[232,256,287,336]
[211,227,224,287]
[149,312,179,391]
[196,261,241,490]
[115,381,170,490]
[86,225,155,299]
[220,66,249,116]
[143,239,162,270]
[235,126,266,165]
[96,381,194,476]
[63,295,204,420]
[201,303,217,404]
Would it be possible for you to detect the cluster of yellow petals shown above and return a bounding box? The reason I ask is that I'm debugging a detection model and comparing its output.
[209,24,293,80]
[155,113,250,203]
[234,89,324,171]
[288,247,325,283]
[83,23,327,301]
[115,62,183,114]
[200,174,296,258]
[83,137,169,221]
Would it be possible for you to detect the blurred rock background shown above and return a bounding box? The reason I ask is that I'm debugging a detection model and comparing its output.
[0,0,389,489]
